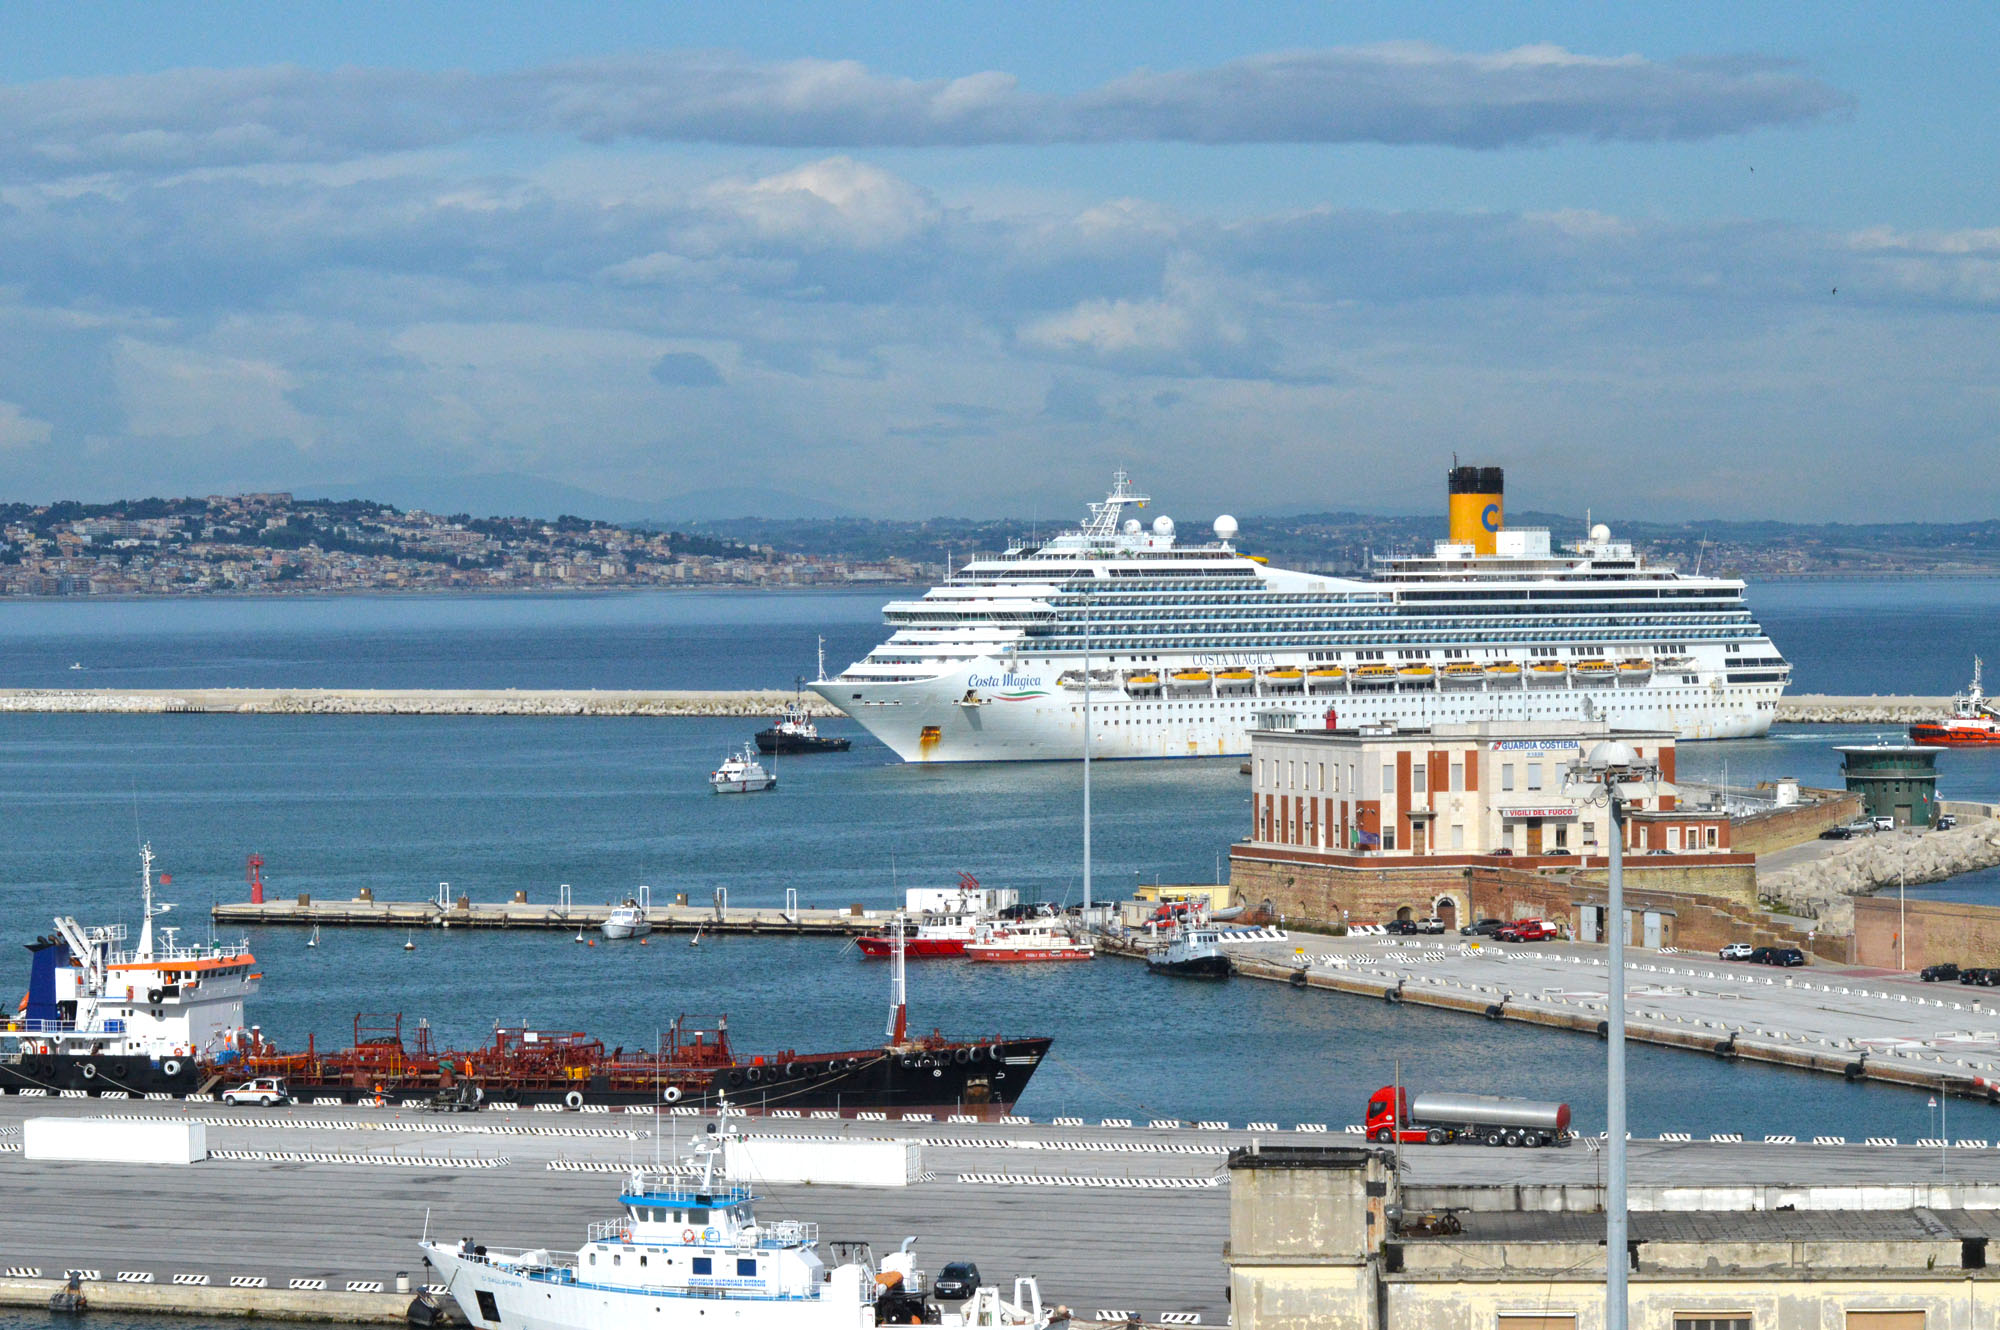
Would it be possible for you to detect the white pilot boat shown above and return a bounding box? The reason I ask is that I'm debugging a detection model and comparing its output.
[602,892,653,940]
[421,1108,1055,1330]
[711,744,777,794]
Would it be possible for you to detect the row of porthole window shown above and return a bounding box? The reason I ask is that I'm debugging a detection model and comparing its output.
[587,1252,758,1278]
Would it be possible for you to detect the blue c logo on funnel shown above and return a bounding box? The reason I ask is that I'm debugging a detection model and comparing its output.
[1481,503,1501,533]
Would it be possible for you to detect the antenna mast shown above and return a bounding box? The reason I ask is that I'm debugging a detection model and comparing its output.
[887,912,908,1045]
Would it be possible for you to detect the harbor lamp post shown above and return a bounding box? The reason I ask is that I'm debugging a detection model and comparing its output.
[1565,739,1668,1330]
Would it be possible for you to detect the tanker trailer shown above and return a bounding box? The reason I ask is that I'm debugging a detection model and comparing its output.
[1364,1084,1572,1147]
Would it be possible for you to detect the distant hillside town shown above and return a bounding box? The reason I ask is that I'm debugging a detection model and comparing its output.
[2,492,1996,597]
[0,494,922,596]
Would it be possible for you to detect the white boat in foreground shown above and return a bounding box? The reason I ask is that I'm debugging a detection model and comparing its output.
[711,744,777,794]
[421,1109,1056,1330]
[601,896,652,940]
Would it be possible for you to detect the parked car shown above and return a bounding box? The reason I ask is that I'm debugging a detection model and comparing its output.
[1750,946,1806,967]
[1958,968,1990,986]
[1490,848,1515,857]
[1939,814,1959,830]
[221,1076,290,1107]
[1415,917,1447,935]
[1818,826,1854,841]
[1497,919,1558,943]
[1963,968,2000,988]
[1871,815,1895,832]
[1386,919,1420,935]
[1921,962,1961,982]
[933,1263,980,1301]
[1719,942,1755,961]
[1461,919,1507,937]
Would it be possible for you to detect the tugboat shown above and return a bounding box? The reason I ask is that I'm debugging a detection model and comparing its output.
[421,1104,1056,1330]
[856,873,1010,958]
[757,646,851,754]
[1145,925,1231,979]
[1909,657,2000,747]
[0,843,259,1097]
[711,744,777,793]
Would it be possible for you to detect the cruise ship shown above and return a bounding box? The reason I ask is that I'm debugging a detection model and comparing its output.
[812,466,1791,762]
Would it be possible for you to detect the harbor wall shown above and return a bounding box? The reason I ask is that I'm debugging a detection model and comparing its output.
[0,688,845,718]
[1729,791,1864,857]
[0,1277,415,1324]
[1853,895,2000,971]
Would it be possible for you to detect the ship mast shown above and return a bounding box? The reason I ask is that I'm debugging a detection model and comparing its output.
[136,842,157,960]
[887,911,908,1046]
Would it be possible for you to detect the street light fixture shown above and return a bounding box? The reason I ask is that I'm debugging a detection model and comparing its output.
[1565,737,1669,1330]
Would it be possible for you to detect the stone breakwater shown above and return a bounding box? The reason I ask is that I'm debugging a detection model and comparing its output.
[1762,820,2000,933]
[0,688,848,718]
[1775,695,1950,723]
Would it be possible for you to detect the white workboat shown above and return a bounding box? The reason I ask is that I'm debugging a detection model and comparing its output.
[422,1109,1055,1330]
[710,744,777,794]
[601,898,652,940]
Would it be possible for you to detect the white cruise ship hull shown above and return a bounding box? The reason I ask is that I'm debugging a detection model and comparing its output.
[813,663,1777,763]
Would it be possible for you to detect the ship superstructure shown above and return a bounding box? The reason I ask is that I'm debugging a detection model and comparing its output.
[813,466,1791,762]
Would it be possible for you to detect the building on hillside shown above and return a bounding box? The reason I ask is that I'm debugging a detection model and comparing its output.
[1227,1145,1997,1330]
[1232,720,1765,949]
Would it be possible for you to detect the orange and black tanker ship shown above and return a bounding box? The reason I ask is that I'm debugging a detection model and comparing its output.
[230,1011,1048,1116]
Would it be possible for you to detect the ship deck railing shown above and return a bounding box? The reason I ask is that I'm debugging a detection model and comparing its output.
[3,1017,122,1036]
[486,1256,824,1302]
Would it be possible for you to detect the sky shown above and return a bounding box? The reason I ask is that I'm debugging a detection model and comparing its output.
[0,2,1996,523]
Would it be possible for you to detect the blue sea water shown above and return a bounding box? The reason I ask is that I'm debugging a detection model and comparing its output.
[0,581,1999,1150]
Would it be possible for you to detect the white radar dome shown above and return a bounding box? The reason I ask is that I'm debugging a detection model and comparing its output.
[1213,515,1239,541]
[1590,522,1611,543]
[1123,518,1142,535]
[1151,515,1176,538]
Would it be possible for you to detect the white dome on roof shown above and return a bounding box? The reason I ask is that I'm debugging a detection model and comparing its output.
[1123,518,1141,535]
[1152,515,1175,538]
[1590,523,1611,543]
[1213,515,1238,541]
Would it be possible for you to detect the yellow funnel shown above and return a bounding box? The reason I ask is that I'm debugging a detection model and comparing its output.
[1447,465,1503,555]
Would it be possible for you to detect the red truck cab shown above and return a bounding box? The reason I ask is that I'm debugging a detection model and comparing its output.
[1364,1086,1426,1143]
[1497,919,1558,942]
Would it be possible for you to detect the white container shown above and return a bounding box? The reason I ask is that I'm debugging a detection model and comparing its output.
[23,1116,207,1165]
[724,1136,919,1187]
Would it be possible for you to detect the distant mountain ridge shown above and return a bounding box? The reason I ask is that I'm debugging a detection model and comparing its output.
[307,473,854,524]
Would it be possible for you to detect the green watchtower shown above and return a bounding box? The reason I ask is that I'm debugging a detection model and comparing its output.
[1835,744,1943,828]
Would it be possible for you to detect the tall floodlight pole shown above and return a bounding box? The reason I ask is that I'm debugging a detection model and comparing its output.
[1565,739,1665,1330]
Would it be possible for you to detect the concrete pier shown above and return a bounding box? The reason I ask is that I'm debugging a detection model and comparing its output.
[1104,930,2000,1100]
[213,897,877,936]
[11,1098,2000,1324]
[0,687,846,718]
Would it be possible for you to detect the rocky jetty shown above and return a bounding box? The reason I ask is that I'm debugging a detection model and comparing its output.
[0,688,847,718]
[1761,819,2000,932]
[1775,695,1949,724]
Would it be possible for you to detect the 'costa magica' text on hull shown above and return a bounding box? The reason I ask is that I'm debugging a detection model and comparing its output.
[813,468,1790,762]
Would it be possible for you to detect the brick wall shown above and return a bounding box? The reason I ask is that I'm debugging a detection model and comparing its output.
[1853,895,2000,970]
[1730,792,1864,858]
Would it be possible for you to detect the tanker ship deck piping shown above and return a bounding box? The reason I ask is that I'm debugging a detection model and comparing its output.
[812,466,1790,762]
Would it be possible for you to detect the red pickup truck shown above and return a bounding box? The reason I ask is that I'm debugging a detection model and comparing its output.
[1497,919,1558,942]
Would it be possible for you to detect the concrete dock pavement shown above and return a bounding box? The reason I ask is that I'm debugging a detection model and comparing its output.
[1132,931,2000,1098]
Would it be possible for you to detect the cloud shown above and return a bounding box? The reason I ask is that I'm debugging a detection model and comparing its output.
[0,43,1846,177]
[0,400,54,449]
[650,351,723,386]
[1042,377,1105,422]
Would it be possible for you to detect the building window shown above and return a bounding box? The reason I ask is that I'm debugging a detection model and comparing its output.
[1527,763,1543,791]
[1450,824,1464,850]
[1706,826,1719,849]
[1843,1314,1924,1330]
[1450,761,1463,791]
[1412,765,1427,795]
[1502,763,1515,791]
[1382,828,1396,851]
[1554,825,1569,851]
[1674,1317,1751,1330]
[1383,763,1394,792]
[1497,1317,1577,1330]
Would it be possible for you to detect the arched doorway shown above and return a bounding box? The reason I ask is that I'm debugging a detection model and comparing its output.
[1395,905,1414,922]
[1434,896,1458,931]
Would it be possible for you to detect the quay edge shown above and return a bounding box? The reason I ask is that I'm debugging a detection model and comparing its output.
[0,1276,427,1325]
